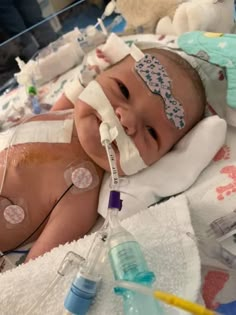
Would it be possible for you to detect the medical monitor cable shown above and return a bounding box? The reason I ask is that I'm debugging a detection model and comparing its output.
[0,111,76,258]
[0,183,74,258]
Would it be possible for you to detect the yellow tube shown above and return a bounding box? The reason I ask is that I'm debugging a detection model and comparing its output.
[115,281,221,315]
[153,291,218,315]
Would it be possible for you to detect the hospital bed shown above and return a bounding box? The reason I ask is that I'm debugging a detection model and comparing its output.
[0,2,236,314]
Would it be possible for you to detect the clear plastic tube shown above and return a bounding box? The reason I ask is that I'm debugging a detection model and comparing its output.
[103,140,119,190]
[80,227,108,278]
[79,190,123,278]
[99,122,119,190]
[206,210,236,238]
[64,123,121,315]
[187,232,236,269]
[79,130,121,276]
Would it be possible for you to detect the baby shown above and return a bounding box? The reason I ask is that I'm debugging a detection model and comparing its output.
[0,39,206,262]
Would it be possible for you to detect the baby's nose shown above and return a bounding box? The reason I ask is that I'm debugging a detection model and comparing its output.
[115,107,138,136]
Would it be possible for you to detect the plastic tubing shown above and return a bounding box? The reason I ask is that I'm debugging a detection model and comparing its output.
[80,227,108,277]
[115,281,222,315]
[99,122,119,190]
[104,140,119,190]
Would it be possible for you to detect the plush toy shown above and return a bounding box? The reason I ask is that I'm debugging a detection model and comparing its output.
[114,0,235,35]
[156,0,235,35]
[114,0,185,33]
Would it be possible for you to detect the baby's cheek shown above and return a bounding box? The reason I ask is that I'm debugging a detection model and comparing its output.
[133,140,156,167]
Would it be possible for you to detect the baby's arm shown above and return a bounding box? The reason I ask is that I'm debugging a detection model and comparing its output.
[51,93,74,111]
[51,78,85,111]
[25,180,102,262]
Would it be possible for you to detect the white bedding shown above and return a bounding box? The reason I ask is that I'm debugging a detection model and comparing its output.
[0,195,200,315]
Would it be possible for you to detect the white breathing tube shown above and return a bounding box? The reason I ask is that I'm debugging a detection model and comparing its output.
[99,122,119,190]
[62,122,122,315]
[73,123,120,278]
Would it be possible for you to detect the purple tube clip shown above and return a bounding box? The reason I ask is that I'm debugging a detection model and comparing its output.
[108,190,122,211]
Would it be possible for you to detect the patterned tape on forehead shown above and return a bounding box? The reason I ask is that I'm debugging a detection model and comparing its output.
[134,54,185,130]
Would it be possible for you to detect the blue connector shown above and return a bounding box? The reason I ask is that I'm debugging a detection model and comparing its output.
[27,86,41,114]
[31,96,41,114]
[64,272,98,315]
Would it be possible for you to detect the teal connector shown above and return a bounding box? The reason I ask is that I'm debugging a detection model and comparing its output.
[121,289,164,315]
[109,239,164,315]
[107,212,164,315]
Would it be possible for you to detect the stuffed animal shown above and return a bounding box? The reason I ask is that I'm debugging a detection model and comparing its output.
[114,0,185,33]
[156,0,235,35]
[114,0,235,34]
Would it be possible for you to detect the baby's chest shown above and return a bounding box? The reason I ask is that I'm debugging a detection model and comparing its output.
[0,139,90,196]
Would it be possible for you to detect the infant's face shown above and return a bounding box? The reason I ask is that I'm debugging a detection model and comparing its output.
[75,52,201,174]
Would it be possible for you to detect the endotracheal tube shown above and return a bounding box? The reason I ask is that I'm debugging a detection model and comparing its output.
[64,122,121,315]
[64,122,162,315]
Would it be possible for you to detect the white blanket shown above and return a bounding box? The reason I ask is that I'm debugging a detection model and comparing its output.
[185,125,236,310]
[0,195,200,315]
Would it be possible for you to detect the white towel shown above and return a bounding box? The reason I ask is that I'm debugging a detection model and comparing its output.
[0,195,200,315]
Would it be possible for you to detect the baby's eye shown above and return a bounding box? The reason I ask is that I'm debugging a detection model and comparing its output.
[146,126,158,140]
[118,81,129,99]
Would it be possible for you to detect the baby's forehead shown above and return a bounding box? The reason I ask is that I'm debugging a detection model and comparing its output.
[107,50,189,131]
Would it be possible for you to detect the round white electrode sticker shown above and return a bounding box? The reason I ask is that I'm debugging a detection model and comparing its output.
[71,167,93,189]
[3,205,25,225]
